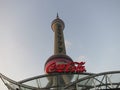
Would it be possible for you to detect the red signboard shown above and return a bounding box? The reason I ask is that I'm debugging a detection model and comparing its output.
[46,61,86,73]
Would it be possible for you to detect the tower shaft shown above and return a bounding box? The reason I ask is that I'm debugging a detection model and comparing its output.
[54,24,66,55]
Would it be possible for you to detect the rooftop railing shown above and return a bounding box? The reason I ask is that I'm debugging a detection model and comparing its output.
[0,71,120,90]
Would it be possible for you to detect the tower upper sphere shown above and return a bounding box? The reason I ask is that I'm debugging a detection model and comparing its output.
[51,14,65,32]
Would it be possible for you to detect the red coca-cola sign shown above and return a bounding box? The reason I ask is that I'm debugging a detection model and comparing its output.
[46,61,86,73]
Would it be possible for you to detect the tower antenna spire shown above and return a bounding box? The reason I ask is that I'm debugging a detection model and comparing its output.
[57,13,59,18]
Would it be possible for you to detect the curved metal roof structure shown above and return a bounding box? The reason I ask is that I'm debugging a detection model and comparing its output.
[0,71,120,90]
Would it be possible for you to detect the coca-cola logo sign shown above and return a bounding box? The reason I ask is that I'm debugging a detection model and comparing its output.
[46,61,86,73]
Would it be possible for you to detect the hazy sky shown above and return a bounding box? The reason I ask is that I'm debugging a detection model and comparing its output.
[0,0,120,90]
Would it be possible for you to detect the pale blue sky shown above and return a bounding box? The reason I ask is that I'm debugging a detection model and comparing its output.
[0,0,120,90]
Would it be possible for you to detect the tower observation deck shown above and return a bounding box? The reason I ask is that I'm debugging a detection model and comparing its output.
[0,15,120,90]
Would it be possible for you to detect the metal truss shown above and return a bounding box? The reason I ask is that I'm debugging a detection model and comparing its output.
[0,71,120,90]
[65,71,120,90]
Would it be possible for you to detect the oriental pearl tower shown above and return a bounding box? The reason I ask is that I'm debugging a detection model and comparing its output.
[44,14,74,89]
